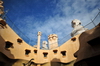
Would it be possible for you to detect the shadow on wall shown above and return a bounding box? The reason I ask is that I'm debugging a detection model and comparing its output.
[50,58,61,66]
[0,52,18,66]
[74,23,100,66]
[61,60,75,66]
[50,58,75,66]
[51,58,61,62]
[0,52,37,66]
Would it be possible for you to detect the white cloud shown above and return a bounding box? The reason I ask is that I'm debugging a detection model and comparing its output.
[14,0,100,46]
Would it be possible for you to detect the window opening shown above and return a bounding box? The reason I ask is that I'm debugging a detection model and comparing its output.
[43,52,48,57]
[61,51,66,56]
[53,50,58,54]
[5,41,13,48]
[25,49,31,56]
[71,37,76,41]
[17,38,22,43]
[34,50,37,54]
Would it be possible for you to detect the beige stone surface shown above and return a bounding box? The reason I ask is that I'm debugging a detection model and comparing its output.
[0,23,79,66]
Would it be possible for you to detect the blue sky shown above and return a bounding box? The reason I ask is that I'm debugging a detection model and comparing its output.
[3,0,100,47]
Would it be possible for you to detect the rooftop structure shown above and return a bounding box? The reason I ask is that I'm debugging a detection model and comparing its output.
[71,19,88,37]
[48,34,58,49]
[0,0,100,66]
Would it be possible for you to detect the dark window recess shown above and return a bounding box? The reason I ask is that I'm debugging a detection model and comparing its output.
[88,37,100,45]
[43,53,48,57]
[25,49,31,55]
[34,50,37,54]
[53,50,58,54]
[71,37,76,41]
[17,38,22,43]
[5,41,13,48]
[61,51,66,56]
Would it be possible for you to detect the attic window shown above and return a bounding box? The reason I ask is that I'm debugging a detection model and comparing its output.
[43,52,48,57]
[25,49,31,56]
[5,41,13,48]
[53,50,58,54]
[34,50,37,54]
[71,37,76,41]
[87,37,100,45]
[61,51,66,56]
[17,38,22,43]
